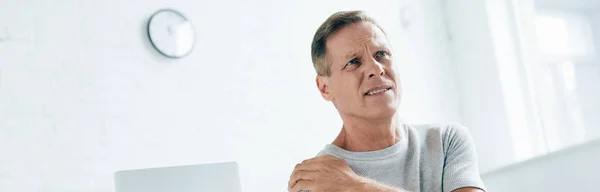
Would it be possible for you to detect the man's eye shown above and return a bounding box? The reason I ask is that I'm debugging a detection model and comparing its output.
[376,51,389,58]
[347,59,360,65]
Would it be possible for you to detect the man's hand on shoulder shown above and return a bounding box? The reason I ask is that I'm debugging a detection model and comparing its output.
[288,155,402,192]
[288,155,362,192]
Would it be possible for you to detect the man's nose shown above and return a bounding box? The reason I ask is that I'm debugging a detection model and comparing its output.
[366,58,385,78]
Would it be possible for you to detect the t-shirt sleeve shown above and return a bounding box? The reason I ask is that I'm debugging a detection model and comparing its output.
[442,124,486,192]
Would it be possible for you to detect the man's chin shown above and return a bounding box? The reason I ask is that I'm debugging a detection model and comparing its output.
[362,105,399,119]
[369,99,399,109]
[338,100,400,119]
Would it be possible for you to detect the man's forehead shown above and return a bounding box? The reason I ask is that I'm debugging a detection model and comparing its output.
[326,22,389,56]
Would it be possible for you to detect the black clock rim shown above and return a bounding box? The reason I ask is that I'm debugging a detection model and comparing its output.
[147,8,196,59]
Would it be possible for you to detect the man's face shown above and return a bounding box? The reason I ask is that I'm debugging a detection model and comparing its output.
[317,22,401,119]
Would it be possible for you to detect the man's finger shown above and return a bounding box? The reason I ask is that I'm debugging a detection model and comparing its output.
[302,155,336,164]
[288,170,317,189]
[301,157,319,164]
[289,180,315,192]
[322,154,338,159]
[293,162,322,172]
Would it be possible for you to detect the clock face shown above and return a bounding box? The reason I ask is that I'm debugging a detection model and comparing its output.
[147,9,195,58]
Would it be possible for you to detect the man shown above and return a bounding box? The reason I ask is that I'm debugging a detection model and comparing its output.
[288,11,486,192]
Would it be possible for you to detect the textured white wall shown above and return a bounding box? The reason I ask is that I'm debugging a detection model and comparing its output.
[0,0,460,191]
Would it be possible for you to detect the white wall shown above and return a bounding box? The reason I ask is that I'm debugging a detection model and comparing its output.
[442,0,520,173]
[439,0,600,173]
[528,4,600,151]
[536,0,600,11]
[0,0,460,191]
[483,138,600,191]
[593,11,600,56]
[580,10,600,141]
[394,0,461,123]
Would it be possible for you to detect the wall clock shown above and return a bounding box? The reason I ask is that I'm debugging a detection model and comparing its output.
[147,9,195,58]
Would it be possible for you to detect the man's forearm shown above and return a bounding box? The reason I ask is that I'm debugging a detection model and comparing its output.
[354,177,410,192]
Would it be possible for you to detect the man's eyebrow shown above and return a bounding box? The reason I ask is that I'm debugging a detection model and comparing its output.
[344,51,357,60]
[374,42,390,50]
[343,44,390,59]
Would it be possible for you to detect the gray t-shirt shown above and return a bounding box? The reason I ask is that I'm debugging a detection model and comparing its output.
[316,123,486,192]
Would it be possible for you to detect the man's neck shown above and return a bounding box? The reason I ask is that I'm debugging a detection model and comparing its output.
[332,115,400,152]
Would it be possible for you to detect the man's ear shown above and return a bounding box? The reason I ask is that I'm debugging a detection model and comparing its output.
[316,76,333,101]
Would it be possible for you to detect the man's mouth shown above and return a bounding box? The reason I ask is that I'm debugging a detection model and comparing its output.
[365,87,392,96]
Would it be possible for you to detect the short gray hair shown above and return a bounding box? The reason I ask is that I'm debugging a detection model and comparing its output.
[310,10,385,76]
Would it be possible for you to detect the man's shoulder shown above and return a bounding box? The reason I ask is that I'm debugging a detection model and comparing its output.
[314,123,474,158]
[404,123,473,148]
[405,122,470,133]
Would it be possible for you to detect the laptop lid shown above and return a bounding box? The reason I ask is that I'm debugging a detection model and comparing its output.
[114,162,241,192]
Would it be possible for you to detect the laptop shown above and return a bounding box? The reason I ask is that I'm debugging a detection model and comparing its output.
[114,162,242,192]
